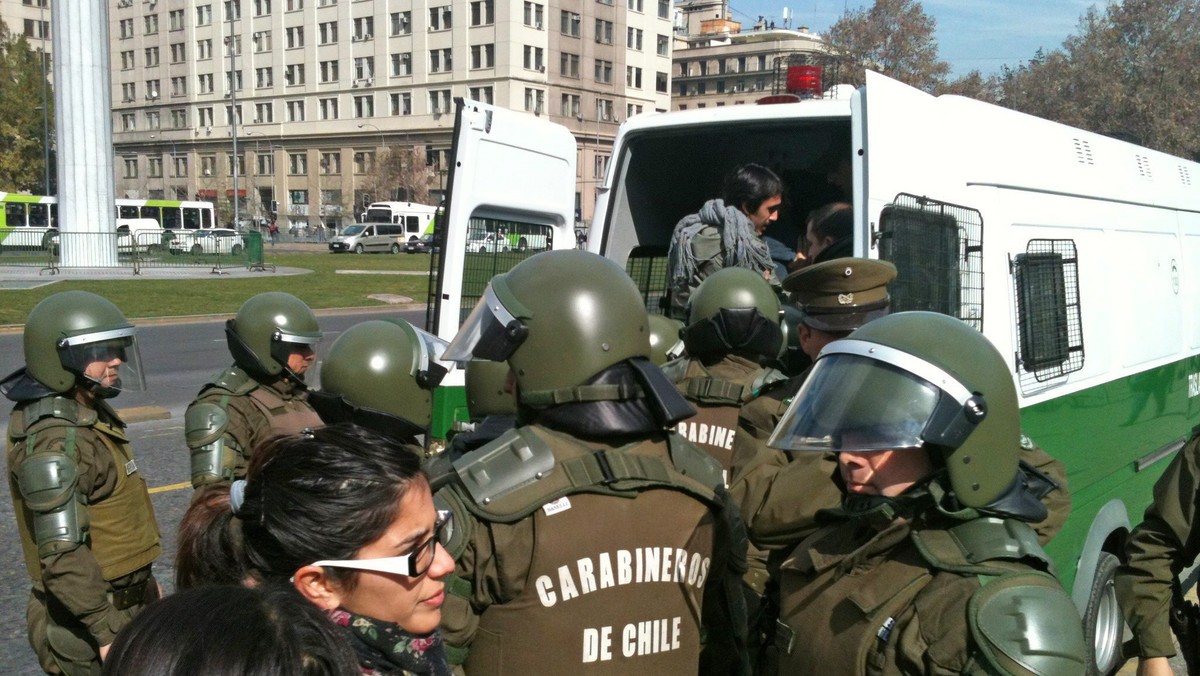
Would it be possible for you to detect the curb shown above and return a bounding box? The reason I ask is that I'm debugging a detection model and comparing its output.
[117,406,172,423]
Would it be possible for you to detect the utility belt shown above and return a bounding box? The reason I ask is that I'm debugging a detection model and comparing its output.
[107,573,158,611]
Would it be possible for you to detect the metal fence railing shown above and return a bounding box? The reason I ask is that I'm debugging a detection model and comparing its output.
[0,228,272,275]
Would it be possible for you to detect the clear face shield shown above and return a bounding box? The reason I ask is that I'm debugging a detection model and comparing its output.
[409,324,453,389]
[767,339,983,454]
[443,284,529,364]
[57,327,146,396]
[269,329,322,379]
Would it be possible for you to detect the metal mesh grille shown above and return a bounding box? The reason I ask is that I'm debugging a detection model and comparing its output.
[625,245,670,314]
[1012,239,1084,389]
[877,193,984,331]
[455,218,554,325]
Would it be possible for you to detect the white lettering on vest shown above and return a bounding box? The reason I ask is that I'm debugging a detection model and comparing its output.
[536,575,556,607]
[598,552,615,590]
[559,565,580,602]
[582,626,613,662]
[532,548,712,608]
[617,549,633,585]
[578,557,597,595]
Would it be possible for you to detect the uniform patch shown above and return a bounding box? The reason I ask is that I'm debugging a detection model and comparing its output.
[124,459,137,476]
[542,496,572,515]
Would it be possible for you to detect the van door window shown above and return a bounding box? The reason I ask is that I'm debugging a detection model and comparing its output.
[407,215,420,233]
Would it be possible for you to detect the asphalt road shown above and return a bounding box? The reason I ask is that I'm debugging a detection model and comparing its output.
[0,307,424,673]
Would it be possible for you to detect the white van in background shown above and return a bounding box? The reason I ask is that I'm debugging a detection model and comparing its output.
[328,223,409,253]
[359,202,439,242]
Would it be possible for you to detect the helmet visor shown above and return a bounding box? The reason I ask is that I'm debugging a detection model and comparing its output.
[410,325,453,389]
[767,352,942,453]
[443,285,525,363]
[58,327,146,393]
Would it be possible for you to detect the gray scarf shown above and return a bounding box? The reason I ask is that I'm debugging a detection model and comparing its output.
[669,198,776,290]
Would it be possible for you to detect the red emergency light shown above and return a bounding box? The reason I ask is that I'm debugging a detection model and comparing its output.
[786,65,823,97]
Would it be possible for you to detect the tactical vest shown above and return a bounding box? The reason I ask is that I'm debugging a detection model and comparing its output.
[8,397,161,582]
[439,425,730,675]
[776,516,1066,676]
[201,366,323,447]
[675,359,785,474]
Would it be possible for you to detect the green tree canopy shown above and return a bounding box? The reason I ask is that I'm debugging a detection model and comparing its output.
[825,0,950,92]
[0,16,54,193]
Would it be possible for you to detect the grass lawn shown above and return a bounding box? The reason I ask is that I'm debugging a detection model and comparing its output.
[0,252,437,326]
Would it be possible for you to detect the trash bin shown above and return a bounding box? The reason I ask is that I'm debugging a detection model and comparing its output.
[245,230,264,266]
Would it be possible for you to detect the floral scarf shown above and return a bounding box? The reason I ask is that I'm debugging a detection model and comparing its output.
[328,608,452,676]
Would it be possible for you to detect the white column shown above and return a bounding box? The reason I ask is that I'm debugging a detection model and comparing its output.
[53,0,117,267]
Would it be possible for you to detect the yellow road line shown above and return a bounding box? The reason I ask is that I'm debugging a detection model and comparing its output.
[148,481,192,494]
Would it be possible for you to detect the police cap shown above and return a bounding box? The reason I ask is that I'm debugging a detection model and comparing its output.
[782,257,897,332]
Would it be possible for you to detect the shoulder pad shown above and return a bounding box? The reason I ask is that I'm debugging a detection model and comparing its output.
[912,517,1053,576]
[185,402,230,448]
[452,427,556,510]
[17,397,93,432]
[969,572,1087,675]
[17,451,79,512]
[750,368,788,396]
[433,488,474,561]
[660,357,688,384]
[667,431,724,494]
[206,366,259,395]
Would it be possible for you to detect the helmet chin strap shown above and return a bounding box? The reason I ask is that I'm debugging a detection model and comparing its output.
[80,373,121,400]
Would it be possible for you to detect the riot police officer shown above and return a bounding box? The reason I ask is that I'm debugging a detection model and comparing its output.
[2,291,161,674]
[768,311,1086,675]
[185,292,323,487]
[436,249,748,675]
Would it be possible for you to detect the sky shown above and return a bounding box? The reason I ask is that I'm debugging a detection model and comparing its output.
[725,0,1100,78]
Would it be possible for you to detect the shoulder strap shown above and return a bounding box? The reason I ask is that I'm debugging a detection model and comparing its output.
[750,368,788,396]
[911,517,1054,577]
[206,366,259,396]
[684,376,748,405]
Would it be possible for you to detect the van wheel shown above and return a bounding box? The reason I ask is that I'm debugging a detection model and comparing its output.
[479,246,487,253]
[391,243,401,254]
[231,244,243,256]
[190,243,203,255]
[354,243,365,254]
[518,237,528,252]
[1084,552,1124,675]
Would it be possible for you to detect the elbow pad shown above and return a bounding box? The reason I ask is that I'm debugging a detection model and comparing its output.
[17,452,86,557]
[185,403,242,487]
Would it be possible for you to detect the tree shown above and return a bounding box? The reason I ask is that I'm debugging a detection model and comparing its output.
[357,144,435,207]
[0,17,54,192]
[825,0,950,93]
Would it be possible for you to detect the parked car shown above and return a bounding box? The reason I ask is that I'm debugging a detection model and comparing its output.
[168,228,245,256]
[465,232,508,253]
[405,233,439,254]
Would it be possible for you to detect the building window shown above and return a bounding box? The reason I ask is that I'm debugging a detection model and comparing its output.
[120,113,136,132]
[430,48,452,73]
[656,71,668,93]
[596,98,613,121]
[225,104,242,125]
[254,0,272,16]
[470,0,494,26]
[226,153,245,176]
[224,0,242,21]
[285,64,305,85]
[429,89,451,114]
[627,0,643,11]
[168,76,185,97]
[657,34,669,56]
[287,0,303,9]
[470,44,494,69]
[560,93,580,118]
[197,3,213,24]
[255,67,273,88]
[319,21,338,44]
[289,153,308,175]
[523,1,544,27]
[200,155,217,177]
[320,152,341,174]
[319,97,339,120]
[524,87,544,114]
[560,11,581,37]
[171,108,188,128]
[144,78,161,99]
[523,45,544,70]
[197,39,213,60]
[148,157,164,178]
[626,65,642,88]
[627,27,643,50]
[594,59,613,84]
[170,43,186,63]
[22,19,49,38]
[354,95,374,117]
[123,157,138,179]
[626,103,644,118]
[198,73,214,94]
[353,16,374,40]
[320,60,339,82]
[390,92,412,115]
[254,30,272,52]
[351,57,374,81]
[168,9,185,31]
[286,99,305,121]
[225,70,243,92]
[255,102,273,123]
[174,155,189,177]
[594,153,608,179]
[147,111,161,129]
[560,52,579,78]
[595,19,613,44]
[257,153,275,175]
[120,50,134,70]
[429,6,451,31]
[658,0,669,18]
[353,152,375,174]
[391,52,412,76]
[119,18,134,39]
[391,11,412,35]
[144,13,159,34]
[120,82,137,102]
[286,26,304,48]
[469,86,493,104]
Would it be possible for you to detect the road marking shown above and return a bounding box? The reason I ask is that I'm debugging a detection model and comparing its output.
[148,481,191,494]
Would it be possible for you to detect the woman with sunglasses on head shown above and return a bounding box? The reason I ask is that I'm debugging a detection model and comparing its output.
[176,424,454,676]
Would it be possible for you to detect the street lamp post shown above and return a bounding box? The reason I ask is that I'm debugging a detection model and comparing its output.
[244,130,265,226]
[227,8,241,229]
[357,122,384,151]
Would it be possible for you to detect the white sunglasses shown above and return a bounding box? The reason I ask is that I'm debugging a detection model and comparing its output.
[310,511,452,578]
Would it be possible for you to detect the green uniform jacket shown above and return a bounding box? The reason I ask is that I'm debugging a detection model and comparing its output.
[1116,433,1200,658]
[187,366,323,485]
[7,395,161,670]
[436,424,741,675]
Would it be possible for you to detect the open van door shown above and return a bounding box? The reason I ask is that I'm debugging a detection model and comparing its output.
[427,98,577,437]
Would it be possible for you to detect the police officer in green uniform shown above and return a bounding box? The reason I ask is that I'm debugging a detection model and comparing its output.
[1117,433,1200,676]
[441,360,520,464]
[769,311,1087,675]
[647,313,686,368]
[307,318,448,451]
[1,291,161,675]
[437,250,748,675]
[185,292,324,487]
[674,267,787,476]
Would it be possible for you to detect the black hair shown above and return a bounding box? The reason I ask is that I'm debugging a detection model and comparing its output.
[102,584,360,676]
[721,163,783,214]
[807,202,853,242]
[176,424,425,590]
[176,484,256,589]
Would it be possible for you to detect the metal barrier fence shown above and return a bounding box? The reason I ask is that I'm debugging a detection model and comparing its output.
[0,228,271,274]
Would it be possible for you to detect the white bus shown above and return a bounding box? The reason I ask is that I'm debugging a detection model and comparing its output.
[0,193,216,249]
[359,201,439,241]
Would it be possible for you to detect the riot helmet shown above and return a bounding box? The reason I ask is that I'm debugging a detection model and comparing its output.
[769,311,1019,509]
[681,267,782,359]
[310,319,449,437]
[225,292,321,382]
[465,360,517,418]
[646,314,685,366]
[20,291,145,398]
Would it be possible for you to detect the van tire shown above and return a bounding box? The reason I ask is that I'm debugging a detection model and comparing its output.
[354,243,365,254]
[231,244,243,256]
[190,243,203,255]
[1084,552,1124,675]
[391,243,401,254]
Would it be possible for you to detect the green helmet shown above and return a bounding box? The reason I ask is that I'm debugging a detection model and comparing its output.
[646,314,685,366]
[312,319,448,432]
[465,360,517,418]
[22,291,144,397]
[768,311,1019,509]
[225,292,321,380]
[444,250,651,404]
[682,267,782,358]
